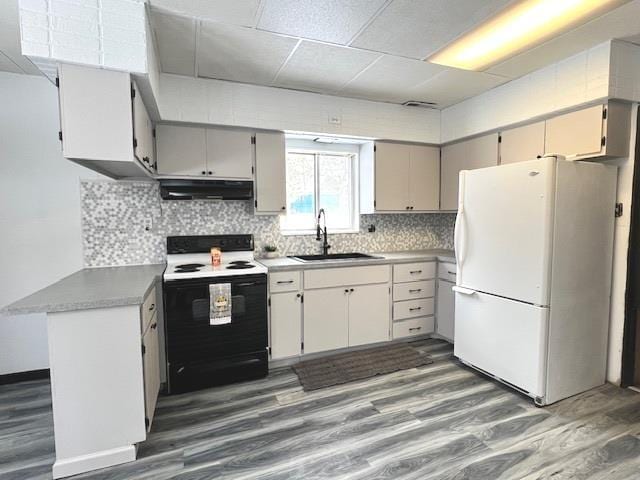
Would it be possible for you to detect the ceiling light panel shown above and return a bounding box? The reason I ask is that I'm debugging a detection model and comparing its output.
[429,0,628,70]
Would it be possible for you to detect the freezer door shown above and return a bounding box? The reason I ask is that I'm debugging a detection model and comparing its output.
[454,288,548,398]
[455,157,555,306]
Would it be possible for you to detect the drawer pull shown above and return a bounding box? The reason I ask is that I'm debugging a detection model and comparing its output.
[409,327,422,332]
[408,289,422,293]
[409,307,422,311]
[276,280,294,284]
[447,271,456,275]
[148,303,155,311]
[410,270,422,274]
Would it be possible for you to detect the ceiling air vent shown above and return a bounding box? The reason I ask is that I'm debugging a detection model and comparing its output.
[402,100,437,108]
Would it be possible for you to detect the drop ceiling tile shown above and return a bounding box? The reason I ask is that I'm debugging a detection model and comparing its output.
[408,68,509,107]
[352,0,512,59]
[151,11,196,76]
[197,22,298,85]
[274,41,380,94]
[487,0,640,78]
[149,0,261,27]
[257,0,388,44]
[0,2,41,75]
[340,55,446,103]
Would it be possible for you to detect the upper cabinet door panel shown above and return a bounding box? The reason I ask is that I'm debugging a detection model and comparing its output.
[500,121,545,165]
[255,132,286,213]
[544,105,604,158]
[409,145,440,211]
[156,125,207,177]
[440,133,499,211]
[375,142,410,211]
[206,129,253,180]
[132,82,154,170]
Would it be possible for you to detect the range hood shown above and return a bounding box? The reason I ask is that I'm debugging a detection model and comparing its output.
[159,179,253,201]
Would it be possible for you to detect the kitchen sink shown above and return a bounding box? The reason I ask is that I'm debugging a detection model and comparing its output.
[289,252,379,262]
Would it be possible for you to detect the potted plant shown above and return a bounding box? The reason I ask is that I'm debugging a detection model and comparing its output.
[264,244,279,259]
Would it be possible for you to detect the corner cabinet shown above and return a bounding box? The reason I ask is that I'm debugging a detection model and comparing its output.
[254,131,287,214]
[57,63,155,179]
[440,133,499,211]
[544,102,630,160]
[362,141,440,213]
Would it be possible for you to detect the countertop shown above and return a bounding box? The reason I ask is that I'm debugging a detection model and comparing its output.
[2,264,166,315]
[257,249,455,272]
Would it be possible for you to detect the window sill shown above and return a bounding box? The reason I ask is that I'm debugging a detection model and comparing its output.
[280,228,361,236]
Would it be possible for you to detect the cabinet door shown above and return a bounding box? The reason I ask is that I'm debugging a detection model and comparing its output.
[270,292,302,359]
[304,287,349,354]
[58,63,133,162]
[440,133,499,211]
[255,132,286,214]
[409,145,440,211]
[436,280,454,342]
[500,121,545,165]
[544,105,604,158]
[156,124,207,176]
[348,284,390,347]
[132,82,155,171]
[142,318,160,430]
[206,128,253,179]
[375,142,410,211]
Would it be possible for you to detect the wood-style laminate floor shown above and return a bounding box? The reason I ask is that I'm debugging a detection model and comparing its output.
[3,339,640,480]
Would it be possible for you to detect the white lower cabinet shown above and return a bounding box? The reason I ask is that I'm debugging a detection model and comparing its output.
[142,314,160,430]
[348,283,390,347]
[304,287,349,354]
[436,279,455,342]
[270,292,303,359]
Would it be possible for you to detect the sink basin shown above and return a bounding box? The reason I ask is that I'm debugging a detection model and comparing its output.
[289,252,378,262]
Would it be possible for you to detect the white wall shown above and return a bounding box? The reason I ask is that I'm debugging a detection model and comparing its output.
[159,74,441,144]
[0,72,102,375]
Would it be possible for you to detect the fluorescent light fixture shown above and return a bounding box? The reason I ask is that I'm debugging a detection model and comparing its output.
[429,0,627,71]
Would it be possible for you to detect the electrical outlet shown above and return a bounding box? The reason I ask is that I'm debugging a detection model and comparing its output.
[144,217,153,232]
[328,114,342,125]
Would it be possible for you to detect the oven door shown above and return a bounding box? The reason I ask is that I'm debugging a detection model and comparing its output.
[163,274,268,364]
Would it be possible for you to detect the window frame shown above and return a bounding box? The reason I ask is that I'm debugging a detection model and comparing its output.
[280,148,360,236]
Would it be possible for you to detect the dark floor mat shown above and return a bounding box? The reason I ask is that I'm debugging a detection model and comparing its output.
[292,343,434,391]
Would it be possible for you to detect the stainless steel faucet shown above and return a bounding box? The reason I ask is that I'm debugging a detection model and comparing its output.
[316,208,331,256]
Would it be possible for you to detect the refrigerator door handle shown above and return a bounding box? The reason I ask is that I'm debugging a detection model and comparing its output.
[452,286,476,295]
[454,171,467,276]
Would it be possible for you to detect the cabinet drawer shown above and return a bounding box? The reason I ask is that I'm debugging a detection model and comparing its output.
[438,262,457,282]
[141,286,157,333]
[393,280,434,301]
[393,298,434,320]
[393,316,435,339]
[269,271,301,293]
[393,262,436,283]
[304,265,390,289]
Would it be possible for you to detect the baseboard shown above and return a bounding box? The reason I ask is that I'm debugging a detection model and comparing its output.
[52,445,136,479]
[0,368,50,385]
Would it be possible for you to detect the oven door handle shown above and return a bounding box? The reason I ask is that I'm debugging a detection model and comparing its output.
[233,282,259,287]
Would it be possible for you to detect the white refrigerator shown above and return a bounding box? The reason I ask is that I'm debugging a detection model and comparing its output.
[453,155,617,406]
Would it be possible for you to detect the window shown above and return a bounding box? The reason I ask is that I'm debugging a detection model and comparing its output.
[280,150,359,234]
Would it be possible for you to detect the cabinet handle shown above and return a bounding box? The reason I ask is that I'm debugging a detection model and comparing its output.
[409,289,422,293]
[409,307,422,311]
[410,270,422,274]
[447,271,456,275]
[149,303,155,311]
[409,327,422,332]
[151,322,157,330]
[276,280,294,284]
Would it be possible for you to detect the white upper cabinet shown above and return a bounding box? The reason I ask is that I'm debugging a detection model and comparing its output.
[58,63,151,179]
[409,145,440,211]
[254,131,287,214]
[375,142,411,211]
[205,128,253,180]
[367,141,440,213]
[500,121,545,165]
[544,102,630,160]
[156,125,207,177]
[440,133,499,211]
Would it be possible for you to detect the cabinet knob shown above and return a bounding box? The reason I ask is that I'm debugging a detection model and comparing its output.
[344,289,349,293]
[296,293,301,298]
[410,206,414,210]
[142,156,149,163]
[350,288,354,292]
[201,171,206,175]
[281,206,286,210]
[208,171,213,175]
